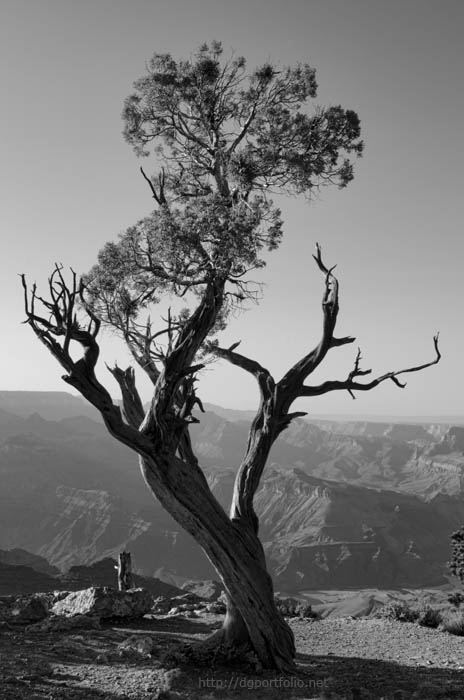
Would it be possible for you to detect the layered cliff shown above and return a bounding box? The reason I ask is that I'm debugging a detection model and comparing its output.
[1,392,464,590]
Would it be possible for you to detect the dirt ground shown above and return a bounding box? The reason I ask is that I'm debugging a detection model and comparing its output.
[1,612,464,700]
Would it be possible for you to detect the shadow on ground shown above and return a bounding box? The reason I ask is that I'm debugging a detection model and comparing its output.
[294,651,464,699]
[2,616,464,700]
[111,614,220,636]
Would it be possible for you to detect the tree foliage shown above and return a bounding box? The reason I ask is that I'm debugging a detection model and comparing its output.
[122,41,363,197]
[84,42,363,363]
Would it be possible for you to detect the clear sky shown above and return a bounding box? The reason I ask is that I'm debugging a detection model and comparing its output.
[0,0,463,416]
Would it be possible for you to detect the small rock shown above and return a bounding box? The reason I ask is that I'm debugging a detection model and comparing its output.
[152,596,173,614]
[117,634,154,656]
[167,607,181,616]
[204,602,226,614]
[169,593,199,606]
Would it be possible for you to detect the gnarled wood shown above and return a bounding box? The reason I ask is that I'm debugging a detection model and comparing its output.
[117,552,133,591]
[22,238,440,674]
[20,46,371,671]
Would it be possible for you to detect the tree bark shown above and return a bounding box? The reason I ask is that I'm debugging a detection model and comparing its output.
[138,454,296,671]
[117,552,133,591]
[215,538,296,670]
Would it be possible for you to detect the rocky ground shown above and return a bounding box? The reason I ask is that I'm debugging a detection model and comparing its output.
[1,611,464,699]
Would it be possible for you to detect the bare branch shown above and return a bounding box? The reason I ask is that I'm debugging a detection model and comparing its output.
[300,334,441,399]
[209,340,277,529]
[276,244,343,405]
[331,336,356,347]
[140,166,167,206]
[21,271,152,455]
[107,364,145,429]
[227,103,257,155]
[209,341,274,400]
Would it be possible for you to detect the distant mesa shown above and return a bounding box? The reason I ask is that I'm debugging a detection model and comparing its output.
[1,390,464,591]
[0,390,100,422]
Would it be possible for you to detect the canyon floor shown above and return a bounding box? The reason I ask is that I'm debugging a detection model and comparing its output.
[295,586,453,620]
[1,612,464,700]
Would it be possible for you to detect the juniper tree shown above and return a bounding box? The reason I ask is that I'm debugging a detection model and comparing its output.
[22,42,440,670]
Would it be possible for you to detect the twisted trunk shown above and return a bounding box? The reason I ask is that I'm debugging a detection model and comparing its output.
[215,542,295,670]
[139,453,295,671]
[23,249,440,674]
[208,519,295,670]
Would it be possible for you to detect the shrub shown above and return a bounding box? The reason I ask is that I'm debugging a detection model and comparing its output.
[274,596,320,619]
[447,591,464,609]
[376,601,419,622]
[416,605,442,628]
[295,602,320,619]
[274,595,298,616]
[441,612,464,636]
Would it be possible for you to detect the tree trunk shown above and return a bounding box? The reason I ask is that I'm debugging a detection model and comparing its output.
[139,455,295,671]
[213,536,296,671]
[117,551,133,591]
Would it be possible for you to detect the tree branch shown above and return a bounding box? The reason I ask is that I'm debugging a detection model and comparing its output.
[154,277,226,420]
[140,166,167,206]
[300,334,441,399]
[227,104,257,155]
[331,335,356,347]
[276,244,344,405]
[209,340,277,530]
[106,364,145,429]
[21,271,152,455]
[209,341,274,399]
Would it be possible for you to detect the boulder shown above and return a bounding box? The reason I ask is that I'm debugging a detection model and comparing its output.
[181,579,223,601]
[51,586,153,620]
[0,593,49,624]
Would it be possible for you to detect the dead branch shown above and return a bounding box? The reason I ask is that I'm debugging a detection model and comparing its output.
[106,364,145,428]
[208,341,275,401]
[276,244,347,406]
[140,166,167,206]
[208,340,277,528]
[21,270,151,454]
[300,334,441,399]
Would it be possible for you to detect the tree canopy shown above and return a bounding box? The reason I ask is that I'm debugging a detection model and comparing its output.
[84,41,363,355]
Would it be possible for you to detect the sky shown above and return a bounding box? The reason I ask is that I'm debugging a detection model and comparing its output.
[0,0,463,416]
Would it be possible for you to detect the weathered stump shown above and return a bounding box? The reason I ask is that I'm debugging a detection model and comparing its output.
[117,552,133,591]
